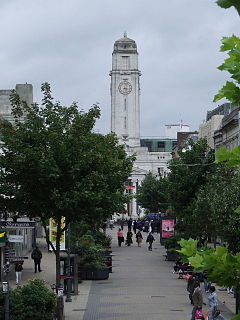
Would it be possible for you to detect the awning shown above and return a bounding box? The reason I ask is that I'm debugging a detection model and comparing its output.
[0,230,7,243]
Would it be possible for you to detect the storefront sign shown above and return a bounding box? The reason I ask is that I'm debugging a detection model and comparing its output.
[0,221,35,229]
[49,218,65,251]
[0,230,7,243]
[8,256,28,262]
[161,219,175,238]
[8,235,24,243]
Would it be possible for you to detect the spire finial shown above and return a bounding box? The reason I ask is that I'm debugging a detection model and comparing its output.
[124,31,127,38]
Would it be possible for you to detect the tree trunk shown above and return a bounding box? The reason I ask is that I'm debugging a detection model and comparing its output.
[42,220,56,253]
[236,286,240,315]
[55,218,62,289]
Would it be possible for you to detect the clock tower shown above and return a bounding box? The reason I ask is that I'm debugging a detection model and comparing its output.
[110,33,141,147]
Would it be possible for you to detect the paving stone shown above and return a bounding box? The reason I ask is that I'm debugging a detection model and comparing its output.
[82,228,234,320]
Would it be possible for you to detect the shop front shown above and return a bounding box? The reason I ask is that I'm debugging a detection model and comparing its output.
[0,231,7,281]
[0,218,36,265]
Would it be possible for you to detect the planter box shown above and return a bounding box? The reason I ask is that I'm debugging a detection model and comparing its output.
[78,267,87,281]
[78,267,109,280]
[166,251,179,261]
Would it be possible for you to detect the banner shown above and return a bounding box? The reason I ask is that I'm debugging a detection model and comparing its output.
[8,235,24,243]
[161,219,175,238]
[49,218,65,250]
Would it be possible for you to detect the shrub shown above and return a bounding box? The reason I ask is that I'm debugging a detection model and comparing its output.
[164,235,182,251]
[78,244,106,269]
[9,279,56,320]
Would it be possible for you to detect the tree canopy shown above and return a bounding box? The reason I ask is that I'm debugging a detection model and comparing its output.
[194,168,240,251]
[167,139,216,237]
[0,83,134,285]
[136,173,169,213]
[216,0,240,16]
[213,35,240,104]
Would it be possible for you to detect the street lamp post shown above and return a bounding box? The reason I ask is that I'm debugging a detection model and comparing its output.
[65,223,72,302]
[3,261,10,320]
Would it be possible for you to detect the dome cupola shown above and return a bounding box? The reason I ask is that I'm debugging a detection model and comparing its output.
[113,32,137,53]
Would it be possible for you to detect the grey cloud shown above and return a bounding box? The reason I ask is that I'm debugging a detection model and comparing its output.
[0,0,239,136]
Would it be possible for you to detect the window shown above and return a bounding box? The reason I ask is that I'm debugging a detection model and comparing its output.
[158,167,164,176]
[145,141,152,152]
[157,141,165,151]
[125,180,133,186]
[124,98,127,111]
[122,56,130,69]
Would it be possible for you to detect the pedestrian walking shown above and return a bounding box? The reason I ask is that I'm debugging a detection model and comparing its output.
[127,218,132,232]
[117,228,124,247]
[133,220,138,234]
[136,230,143,247]
[109,219,114,229]
[146,232,155,251]
[144,220,149,233]
[208,286,218,320]
[102,222,107,233]
[187,273,198,305]
[15,261,23,285]
[203,270,211,292]
[227,286,233,294]
[191,281,203,320]
[31,246,42,273]
[120,219,124,230]
[126,230,133,246]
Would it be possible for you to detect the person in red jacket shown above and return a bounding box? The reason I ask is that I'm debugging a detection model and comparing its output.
[117,228,124,247]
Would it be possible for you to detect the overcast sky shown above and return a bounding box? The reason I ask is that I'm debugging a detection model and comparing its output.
[0,0,239,137]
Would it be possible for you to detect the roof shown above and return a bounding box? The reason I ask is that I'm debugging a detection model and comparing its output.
[115,32,136,43]
[115,36,135,43]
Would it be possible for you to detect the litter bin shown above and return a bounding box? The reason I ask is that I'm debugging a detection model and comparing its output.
[59,254,78,295]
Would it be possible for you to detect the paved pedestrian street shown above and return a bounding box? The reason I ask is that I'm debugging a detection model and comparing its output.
[82,228,234,320]
[6,229,235,319]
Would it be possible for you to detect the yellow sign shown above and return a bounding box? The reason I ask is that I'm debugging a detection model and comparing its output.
[49,218,65,250]
[0,231,7,243]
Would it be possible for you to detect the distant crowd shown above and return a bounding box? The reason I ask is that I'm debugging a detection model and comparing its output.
[102,218,157,251]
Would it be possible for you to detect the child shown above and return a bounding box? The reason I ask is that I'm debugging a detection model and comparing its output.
[15,261,23,285]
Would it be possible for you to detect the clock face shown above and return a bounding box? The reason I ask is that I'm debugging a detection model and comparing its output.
[118,81,132,95]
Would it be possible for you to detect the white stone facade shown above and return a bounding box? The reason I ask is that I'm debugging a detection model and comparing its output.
[199,115,224,149]
[110,34,141,147]
[123,147,172,218]
[214,109,240,151]
[110,34,172,218]
[0,84,33,123]
[165,124,189,139]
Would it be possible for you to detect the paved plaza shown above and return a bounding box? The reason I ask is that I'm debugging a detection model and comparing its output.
[6,228,235,319]
[82,228,234,320]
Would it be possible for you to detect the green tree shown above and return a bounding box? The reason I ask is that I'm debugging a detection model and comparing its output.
[178,239,240,318]
[216,0,240,16]
[167,139,216,238]
[213,35,240,105]
[136,173,169,212]
[0,279,56,320]
[0,83,134,286]
[194,168,240,251]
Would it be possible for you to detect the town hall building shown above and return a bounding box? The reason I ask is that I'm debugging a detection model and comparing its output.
[110,33,176,217]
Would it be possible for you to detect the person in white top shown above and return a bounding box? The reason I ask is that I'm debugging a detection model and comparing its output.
[208,286,218,320]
